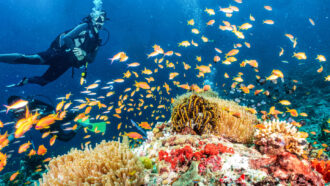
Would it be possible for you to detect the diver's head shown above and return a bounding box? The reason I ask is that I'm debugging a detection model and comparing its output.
[90,10,108,32]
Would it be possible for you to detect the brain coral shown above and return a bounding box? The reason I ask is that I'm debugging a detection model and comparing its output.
[171,91,258,143]
[39,139,145,185]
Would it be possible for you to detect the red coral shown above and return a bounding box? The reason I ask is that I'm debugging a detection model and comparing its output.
[250,152,325,185]
[311,159,330,183]
[204,144,219,155]
[158,143,233,174]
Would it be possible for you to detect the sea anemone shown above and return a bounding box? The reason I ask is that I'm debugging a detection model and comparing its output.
[171,91,257,143]
[39,139,145,185]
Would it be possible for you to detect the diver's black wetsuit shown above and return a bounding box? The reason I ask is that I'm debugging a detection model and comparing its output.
[0,21,100,86]
[8,96,78,142]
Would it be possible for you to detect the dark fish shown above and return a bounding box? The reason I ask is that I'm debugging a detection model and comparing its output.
[257,78,266,85]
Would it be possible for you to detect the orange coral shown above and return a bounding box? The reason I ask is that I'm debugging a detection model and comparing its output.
[311,159,330,183]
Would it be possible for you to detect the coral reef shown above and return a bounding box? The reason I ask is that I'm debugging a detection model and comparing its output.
[39,139,145,185]
[171,91,258,143]
[254,119,308,156]
[134,124,268,185]
[133,119,326,185]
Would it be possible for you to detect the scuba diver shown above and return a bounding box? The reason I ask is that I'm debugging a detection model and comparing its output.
[6,95,107,142]
[0,10,109,87]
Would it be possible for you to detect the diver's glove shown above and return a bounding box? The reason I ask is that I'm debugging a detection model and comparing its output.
[6,77,28,87]
[73,47,87,61]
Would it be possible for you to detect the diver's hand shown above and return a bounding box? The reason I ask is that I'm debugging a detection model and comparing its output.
[73,48,86,61]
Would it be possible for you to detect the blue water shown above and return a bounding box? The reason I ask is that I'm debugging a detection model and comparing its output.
[0,0,329,182]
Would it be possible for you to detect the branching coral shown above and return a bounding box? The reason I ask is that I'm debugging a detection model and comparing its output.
[171,91,258,143]
[254,119,308,156]
[39,139,145,185]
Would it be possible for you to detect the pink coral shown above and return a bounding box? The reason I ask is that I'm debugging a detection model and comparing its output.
[250,152,324,185]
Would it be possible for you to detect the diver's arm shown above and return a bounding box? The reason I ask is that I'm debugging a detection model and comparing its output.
[61,23,89,49]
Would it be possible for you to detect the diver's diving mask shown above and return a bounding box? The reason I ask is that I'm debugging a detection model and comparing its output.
[93,15,105,30]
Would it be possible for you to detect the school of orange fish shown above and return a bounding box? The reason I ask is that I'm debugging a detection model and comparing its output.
[0,0,329,181]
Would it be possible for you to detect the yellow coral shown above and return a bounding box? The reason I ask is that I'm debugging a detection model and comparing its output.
[171,91,257,143]
[139,156,153,169]
[39,139,145,185]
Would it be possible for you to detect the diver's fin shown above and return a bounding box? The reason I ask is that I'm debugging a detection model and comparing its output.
[77,119,107,133]
[6,84,17,88]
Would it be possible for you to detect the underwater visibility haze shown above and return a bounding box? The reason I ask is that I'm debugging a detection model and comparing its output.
[0,0,329,185]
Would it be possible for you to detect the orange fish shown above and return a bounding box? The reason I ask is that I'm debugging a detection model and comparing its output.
[85,83,99,90]
[4,99,28,113]
[127,62,140,68]
[117,122,122,130]
[109,52,125,64]
[113,78,125,83]
[177,84,189,91]
[206,20,215,26]
[139,122,151,130]
[264,5,272,11]
[125,132,143,140]
[18,141,32,153]
[37,145,47,156]
[254,124,266,129]
[195,64,212,73]
[50,135,57,146]
[134,81,150,90]
[226,49,239,57]
[263,20,274,25]
[317,66,323,73]
[213,56,221,63]
[10,171,19,181]
[232,112,241,118]
[85,106,92,114]
[43,157,52,162]
[28,149,36,157]
[323,129,330,133]
[286,108,298,117]
[203,85,211,91]
[309,18,315,26]
[35,114,57,130]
